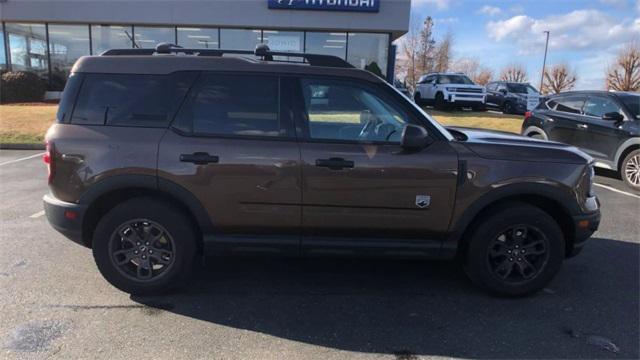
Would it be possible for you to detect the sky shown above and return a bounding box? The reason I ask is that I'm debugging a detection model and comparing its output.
[405,0,640,90]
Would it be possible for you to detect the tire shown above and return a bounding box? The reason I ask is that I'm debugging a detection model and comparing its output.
[523,126,548,141]
[435,92,447,110]
[92,197,198,295]
[502,101,513,114]
[621,149,640,191]
[463,202,565,296]
[414,92,424,106]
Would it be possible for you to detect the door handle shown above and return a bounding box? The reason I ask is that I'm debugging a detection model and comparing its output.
[180,152,219,165]
[577,124,588,130]
[315,157,354,170]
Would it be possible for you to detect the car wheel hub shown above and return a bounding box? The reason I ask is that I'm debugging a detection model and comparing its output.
[108,219,175,282]
[625,155,640,186]
[487,225,549,284]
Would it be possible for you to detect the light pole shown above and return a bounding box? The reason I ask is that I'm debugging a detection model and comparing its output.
[539,30,550,92]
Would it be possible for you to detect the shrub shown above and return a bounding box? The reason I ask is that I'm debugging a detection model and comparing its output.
[0,71,46,103]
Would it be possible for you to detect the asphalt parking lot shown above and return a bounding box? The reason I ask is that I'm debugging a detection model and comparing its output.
[0,149,638,359]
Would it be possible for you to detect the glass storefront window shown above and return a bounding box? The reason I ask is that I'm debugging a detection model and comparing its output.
[262,30,303,52]
[5,23,48,79]
[305,32,346,59]
[177,27,219,49]
[1,30,6,70]
[347,33,389,78]
[48,24,90,91]
[220,29,261,50]
[91,25,134,54]
[133,26,174,49]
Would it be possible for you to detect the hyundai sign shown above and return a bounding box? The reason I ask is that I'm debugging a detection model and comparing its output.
[268,0,380,13]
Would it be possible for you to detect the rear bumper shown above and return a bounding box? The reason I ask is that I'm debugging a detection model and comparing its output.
[43,194,88,247]
[567,209,601,257]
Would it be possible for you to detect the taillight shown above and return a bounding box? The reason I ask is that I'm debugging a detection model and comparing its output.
[524,111,532,120]
[44,141,54,184]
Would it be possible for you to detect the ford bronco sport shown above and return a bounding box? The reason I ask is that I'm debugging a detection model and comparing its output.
[44,44,600,296]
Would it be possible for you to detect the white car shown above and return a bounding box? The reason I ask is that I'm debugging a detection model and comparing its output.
[414,73,486,111]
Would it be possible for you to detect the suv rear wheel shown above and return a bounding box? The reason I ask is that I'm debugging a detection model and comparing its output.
[92,197,197,295]
[622,149,640,191]
[464,203,564,296]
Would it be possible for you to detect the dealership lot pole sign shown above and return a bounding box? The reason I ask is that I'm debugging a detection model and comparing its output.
[268,0,379,12]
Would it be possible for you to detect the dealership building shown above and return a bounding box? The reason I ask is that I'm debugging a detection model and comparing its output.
[0,0,411,94]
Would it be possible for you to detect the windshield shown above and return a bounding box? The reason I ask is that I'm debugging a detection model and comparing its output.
[507,83,538,94]
[439,75,474,85]
[618,94,640,119]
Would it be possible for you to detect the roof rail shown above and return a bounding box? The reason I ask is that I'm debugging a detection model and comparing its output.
[100,43,354,69]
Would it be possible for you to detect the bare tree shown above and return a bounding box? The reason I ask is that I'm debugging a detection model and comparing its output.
[433,31,453,73]
[606,42,640,91]
[395,16,436,91]
[451,57,493,85]
[499,64,528,83]
[542,63,577,94]
[474,68,494,85]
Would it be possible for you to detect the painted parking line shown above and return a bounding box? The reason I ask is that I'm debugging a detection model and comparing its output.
[594,183,640,200]
[29,210,45,218]
[0,152,45,167]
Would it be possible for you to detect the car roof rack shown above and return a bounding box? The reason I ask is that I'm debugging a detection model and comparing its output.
[100,43,354,69]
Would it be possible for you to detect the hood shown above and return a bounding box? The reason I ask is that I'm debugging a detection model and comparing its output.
[447,127,592,165]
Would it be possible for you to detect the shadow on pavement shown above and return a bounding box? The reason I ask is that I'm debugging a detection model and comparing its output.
[132,237,639,359]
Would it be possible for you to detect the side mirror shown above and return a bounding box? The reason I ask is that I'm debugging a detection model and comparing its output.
[602,112,624,122]
[401,124,432,150]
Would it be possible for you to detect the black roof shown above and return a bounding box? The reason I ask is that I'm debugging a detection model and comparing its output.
[71,43,381,83]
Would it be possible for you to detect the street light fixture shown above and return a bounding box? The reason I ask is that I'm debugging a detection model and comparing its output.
[540,30,550,93]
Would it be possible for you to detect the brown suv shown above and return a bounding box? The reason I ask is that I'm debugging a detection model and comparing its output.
[44,44,600,296]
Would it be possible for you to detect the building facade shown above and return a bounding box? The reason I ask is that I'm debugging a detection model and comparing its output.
[0,0,411,93]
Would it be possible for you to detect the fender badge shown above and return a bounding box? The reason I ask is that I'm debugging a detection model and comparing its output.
[415,195,431,209]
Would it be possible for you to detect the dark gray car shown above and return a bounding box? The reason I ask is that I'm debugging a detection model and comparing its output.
[485,81,540,114]
[43,44,600,296]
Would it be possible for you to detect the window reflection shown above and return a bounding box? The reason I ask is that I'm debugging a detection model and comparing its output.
[220,29,261,50]
[1,30,6,70]
[347,33,389,78]
[48,24,90,91]
[263,30,303,52]
[305,32,346,59]
[5,23,48,80]
[91,25,134,54]
[177,27,219,49]
[133,26,174,49]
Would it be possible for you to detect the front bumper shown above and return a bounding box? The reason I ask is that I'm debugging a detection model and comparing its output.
[43,194,88,247]
[567,209,601,257]
[446,93,485,106]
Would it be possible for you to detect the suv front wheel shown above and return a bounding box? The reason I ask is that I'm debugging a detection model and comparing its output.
[464,203,564,296]
[92,197,197,295]
[622,149,640,191]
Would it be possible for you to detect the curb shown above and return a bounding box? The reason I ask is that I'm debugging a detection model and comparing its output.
[0,143,45,150]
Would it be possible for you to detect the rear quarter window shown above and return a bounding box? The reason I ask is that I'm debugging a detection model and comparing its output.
[70,72,196,127]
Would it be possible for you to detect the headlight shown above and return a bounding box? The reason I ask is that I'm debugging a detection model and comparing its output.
[446,87,456,92]
[586,164,595,197]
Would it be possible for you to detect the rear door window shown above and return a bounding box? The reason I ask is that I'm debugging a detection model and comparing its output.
[70,72,196,127]
[173,73,290,138]
[553,96,585,115]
